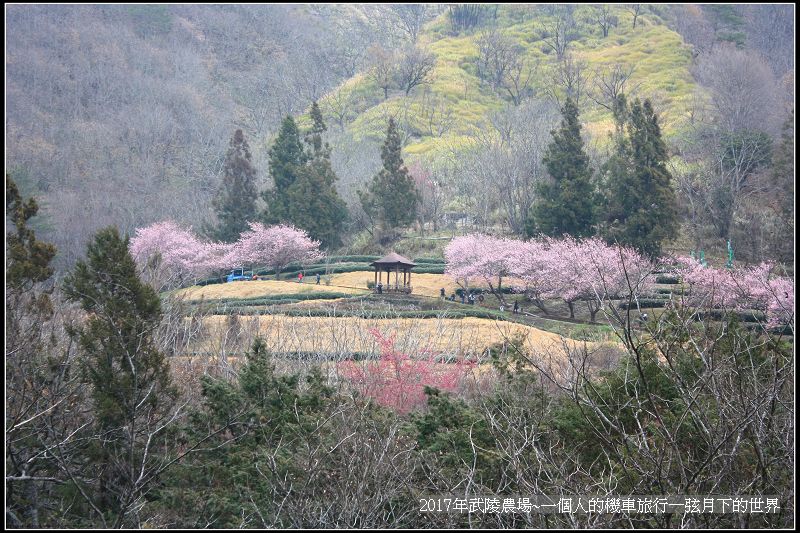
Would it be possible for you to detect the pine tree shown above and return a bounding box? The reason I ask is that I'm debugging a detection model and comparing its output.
[359,118,420,234]
[767,110,794,263]
[209,129,258,242]
[6,175,62,528]
[526,97,595,237]
[63,227,176,524]
[6,174,57,290]
[262,116,305,224]
[284,103,348,248]
[600,97,678,257]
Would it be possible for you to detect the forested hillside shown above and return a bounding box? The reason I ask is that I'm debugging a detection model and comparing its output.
[6,4,795,268]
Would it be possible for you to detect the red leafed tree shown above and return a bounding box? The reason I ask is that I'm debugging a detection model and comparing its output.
[338,328,474,414]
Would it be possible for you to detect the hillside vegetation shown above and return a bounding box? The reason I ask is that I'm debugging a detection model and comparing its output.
[327,4,696,158]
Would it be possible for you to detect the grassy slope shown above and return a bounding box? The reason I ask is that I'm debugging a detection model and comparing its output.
[319,4,696,161]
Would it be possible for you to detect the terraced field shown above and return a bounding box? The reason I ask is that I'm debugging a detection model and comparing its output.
[174,279,369,300]
[191,314,611,361]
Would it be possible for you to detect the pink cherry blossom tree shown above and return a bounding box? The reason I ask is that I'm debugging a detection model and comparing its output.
[678,256,794,331]
[129,220,207,290]
[508,238,552,313]
[444,234,519,306]
[448,234,654,321]
[232,222,323,279]
[337,328,474,414]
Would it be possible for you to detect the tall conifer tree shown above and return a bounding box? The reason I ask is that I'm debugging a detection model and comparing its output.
[285,102,348,248]
[600,97,678,257]
[209,129,258,243]
[63,226,176,522]
[262,116,305,224]
[359,118,420,233]
[526,97,595,237]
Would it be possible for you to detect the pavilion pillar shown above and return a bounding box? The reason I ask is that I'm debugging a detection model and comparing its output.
[395,265,399,288]
[374,268,377,287]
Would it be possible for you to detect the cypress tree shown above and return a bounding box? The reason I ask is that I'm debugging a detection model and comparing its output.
[526,97,595,237]
[6,175,60,528]
[262,116,305,224]
[63,226,176,523]
[601,97,678,257]
[285,102,348,248]
[6,174,57,290]
[209,129,258,242]
[359,118,420,234]
[767,111,794,263]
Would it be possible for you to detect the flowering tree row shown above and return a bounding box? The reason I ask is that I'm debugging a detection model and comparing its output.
[130,220,322,290]
[677,256,794,331]
[445,234,655,321]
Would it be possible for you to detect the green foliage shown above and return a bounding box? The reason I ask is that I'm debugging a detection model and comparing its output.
[158,337,339,528]
[264,106,348,248]
[527,98,596,238]
[6,174,57,290]
[287,104,348,248]
[600,96,678,257]
[262,116,305,224]
[359,118,421,233]
[62,226,176,521]
[209,129,259,243]
[413,388,500,486]
[767,112,794,263]
[63,226,173,429]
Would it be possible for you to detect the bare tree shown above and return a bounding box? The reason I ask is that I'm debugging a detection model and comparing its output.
[694,45,783,136]
[538,6,577,60]
[468,99,559,234]
[589,4,618,38]
[321,86,358,131]
[366,45,397,100]
[547,52,590,108]
[627,4,642,29]
[395,45,436,96]
[501,56,536,107]
[448,4,491,34]
[476,30,518,89]
[389,4,429,43]
[590,63,639,110]
[417,87,456,136]
[669,4,716,58]
[476,30,534,106]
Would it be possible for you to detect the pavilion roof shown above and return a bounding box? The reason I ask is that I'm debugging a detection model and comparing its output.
[370,252,416,267]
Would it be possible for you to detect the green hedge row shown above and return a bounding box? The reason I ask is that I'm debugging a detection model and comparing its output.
[693,310,765,323]
[454,286,522,296]
[213,307,512,321]
[655,275,681,284]
[412,257,446,264]
[186,291,355,307]
[618,299,670,309]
